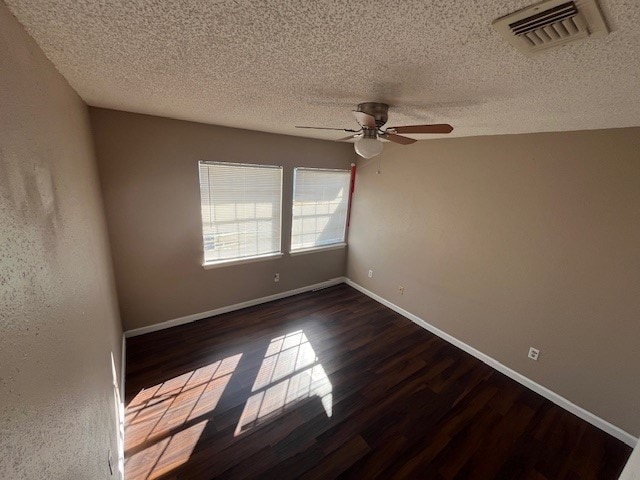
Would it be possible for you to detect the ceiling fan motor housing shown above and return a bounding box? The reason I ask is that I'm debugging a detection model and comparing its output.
[357,102,389,129]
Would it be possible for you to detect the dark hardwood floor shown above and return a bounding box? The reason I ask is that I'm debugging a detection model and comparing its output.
[124,284,631,480]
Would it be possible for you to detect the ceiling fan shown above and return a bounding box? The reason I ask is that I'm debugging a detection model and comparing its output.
[296,102,453,159]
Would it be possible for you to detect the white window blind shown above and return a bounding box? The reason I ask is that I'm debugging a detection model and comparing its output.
[291,167,351,252]
[199,161,282,264]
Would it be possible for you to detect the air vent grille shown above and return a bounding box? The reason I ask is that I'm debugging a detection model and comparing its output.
[492,0,608,55]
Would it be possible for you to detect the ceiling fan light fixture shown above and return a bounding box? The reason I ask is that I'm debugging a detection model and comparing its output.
[294,101,453,154]
[354,131,383,159]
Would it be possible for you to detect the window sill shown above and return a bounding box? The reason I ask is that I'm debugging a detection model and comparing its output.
[289,243,347,256]
[203,252,283,269]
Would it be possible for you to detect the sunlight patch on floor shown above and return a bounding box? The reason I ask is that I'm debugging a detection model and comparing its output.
[124,353,242,480]
[235,330,332,436]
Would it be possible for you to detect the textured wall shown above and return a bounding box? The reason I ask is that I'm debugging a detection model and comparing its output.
[0,4,123,479]
[90,108,353,331]
[347,128,640,436]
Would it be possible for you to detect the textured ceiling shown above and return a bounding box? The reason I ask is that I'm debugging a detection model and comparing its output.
[5,0,640,140]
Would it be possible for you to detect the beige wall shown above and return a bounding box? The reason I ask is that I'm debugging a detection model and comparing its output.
[347,128,640,436]
[90,108,353,331]
[0,4,123,479]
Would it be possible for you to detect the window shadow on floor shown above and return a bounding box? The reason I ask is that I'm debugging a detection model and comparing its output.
[123,325,333,480]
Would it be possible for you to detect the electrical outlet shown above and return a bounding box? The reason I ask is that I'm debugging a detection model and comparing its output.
[368,269,373,278]
[528,347,540,361]
[108,448,113,475]
[274,273,280,283]
[398,286,405,295]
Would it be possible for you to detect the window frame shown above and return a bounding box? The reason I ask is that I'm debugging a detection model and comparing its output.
[289,166,352,255]
[198,160,284,268]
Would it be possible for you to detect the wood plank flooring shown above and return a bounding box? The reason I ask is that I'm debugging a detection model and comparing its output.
[124,284,631,480]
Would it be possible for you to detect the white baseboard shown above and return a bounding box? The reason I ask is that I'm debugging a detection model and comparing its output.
[118,332,126,480]
[344,278,638,448]
[120,333,126,397]
[124,277,346,338]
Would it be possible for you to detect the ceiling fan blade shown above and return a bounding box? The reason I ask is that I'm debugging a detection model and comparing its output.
[381,133,417,145]
[336,134,360,143]
[295,126,359,132]
[388,124,454,134]
[352,111,377,128]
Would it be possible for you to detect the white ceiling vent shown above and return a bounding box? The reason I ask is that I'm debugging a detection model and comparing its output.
[492,0,608,55]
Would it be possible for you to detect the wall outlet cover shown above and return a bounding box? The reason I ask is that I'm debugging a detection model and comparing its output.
[108,448,113,475]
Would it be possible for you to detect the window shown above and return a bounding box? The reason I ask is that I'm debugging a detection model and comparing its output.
[199,161,282,265]
[290,167,351,252]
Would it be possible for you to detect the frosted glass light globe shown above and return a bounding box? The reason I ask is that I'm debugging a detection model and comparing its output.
[354,137,383,159]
